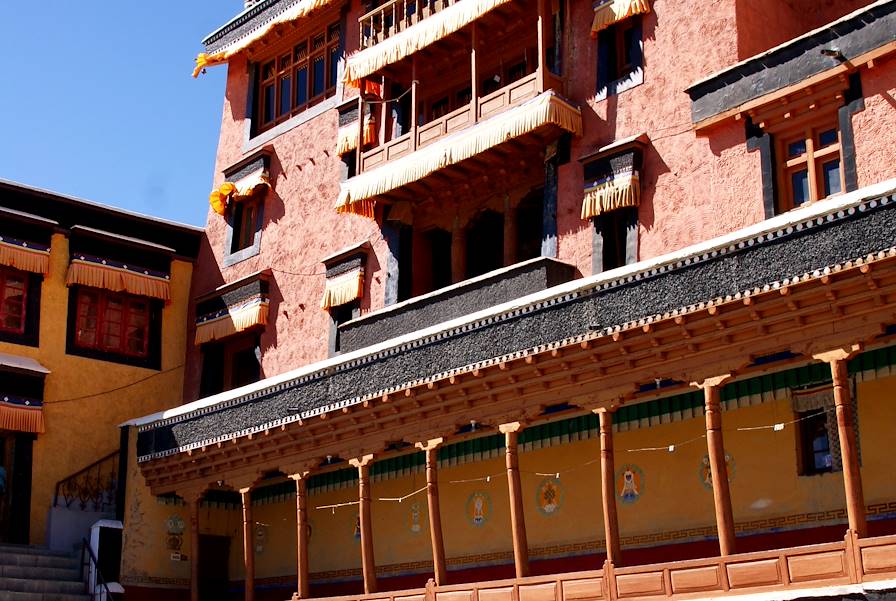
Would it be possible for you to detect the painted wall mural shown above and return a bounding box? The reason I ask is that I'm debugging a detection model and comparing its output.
[700,453,735,490]
[616,464,644,504]
[409,502,423,534]
[536,477,564,515]
[466,491,491,527]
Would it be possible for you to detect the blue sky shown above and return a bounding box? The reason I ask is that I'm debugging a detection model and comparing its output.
[0,2,244,227]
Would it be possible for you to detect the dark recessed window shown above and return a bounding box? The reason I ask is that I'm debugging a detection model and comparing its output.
[199,334,261,397]
[596,17,643,97]
[75,288,151,358]
[231,200,260,254]
[256,20,341,133]
[0,268,27,335]
[798,409,833,476]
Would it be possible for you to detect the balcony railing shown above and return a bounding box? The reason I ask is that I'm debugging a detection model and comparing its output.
[360,0,460,49]
[360,71,557,173]
[313,531,896,601]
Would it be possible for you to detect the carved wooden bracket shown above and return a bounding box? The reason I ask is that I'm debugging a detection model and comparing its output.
[349,453,375,468]
[415,437,444,452]
[812,343,864,364]
[690,373,733,390]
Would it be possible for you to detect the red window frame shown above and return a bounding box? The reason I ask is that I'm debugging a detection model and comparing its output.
[74,288,151,358]
[0,268,27,335]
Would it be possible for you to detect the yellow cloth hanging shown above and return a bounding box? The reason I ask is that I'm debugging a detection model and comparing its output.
[320,268,364,309]
[194,299,269,345]
[336,91,582,218]
[581,171,640,219]
[591,0,651,37]
[0,401,45,434]
[208,171,270,216]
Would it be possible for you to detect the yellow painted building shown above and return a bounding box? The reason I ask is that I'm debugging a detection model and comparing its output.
[121,352,896,598]
[0,179,200,547]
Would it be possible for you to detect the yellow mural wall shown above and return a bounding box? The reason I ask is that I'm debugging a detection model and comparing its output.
[0,233,193,544]
[124,372,896,588]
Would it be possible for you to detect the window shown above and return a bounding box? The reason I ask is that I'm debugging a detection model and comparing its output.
[257,21,341,132]
[199,334,261,397]
[74,288,151,358]
[593,207,637,273]
[775,120,844,213]
[330,300,360,356]
[230,200,260,254]
[798,409,833,476]
[0,269,27,335]
[596,17,643,98]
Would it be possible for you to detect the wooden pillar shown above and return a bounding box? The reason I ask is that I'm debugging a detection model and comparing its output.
[597,409,621,565]
[417,438,447,584]
[451,216,467,283]
[187,492,202,601]
[291,473,311,600]
[411,57,418,151]
[816,350,867,537]
[241,488,255,601]
[351,455,377,593]
[536,0,548,92]
[379,75,388,145]
[500,423,529,577]
[356,84,365,174]
[503,194,518,266]
[696,375,736,556]
[471,23,479,121]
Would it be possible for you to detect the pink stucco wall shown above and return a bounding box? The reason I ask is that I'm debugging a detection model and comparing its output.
[185,0,895,400]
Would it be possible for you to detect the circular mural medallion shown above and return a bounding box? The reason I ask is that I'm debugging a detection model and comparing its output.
[535,477,564,516]
[615,464,644,504]
[699,453,735,490]
[166,515,185,535]
[465,491,492,527]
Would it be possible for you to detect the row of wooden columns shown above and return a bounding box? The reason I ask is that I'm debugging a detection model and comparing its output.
[185,350,866,601]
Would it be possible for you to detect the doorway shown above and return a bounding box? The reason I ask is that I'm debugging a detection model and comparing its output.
[198,534,231,600]
[0,432,34,544]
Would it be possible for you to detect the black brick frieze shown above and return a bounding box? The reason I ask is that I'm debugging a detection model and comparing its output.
[137,194,896,460]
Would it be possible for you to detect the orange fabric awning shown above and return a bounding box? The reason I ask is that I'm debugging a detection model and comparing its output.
[0,397,45,434]
[0,237,50,276]
[66,257,171,301]
[581,170,641,219]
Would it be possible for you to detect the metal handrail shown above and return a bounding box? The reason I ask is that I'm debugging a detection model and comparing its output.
[53,451,118,509]
[81,537,114,601]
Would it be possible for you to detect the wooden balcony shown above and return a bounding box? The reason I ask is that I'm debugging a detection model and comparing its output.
[359,71,560,173]
[314,532,896,601]
[359,0,460,49]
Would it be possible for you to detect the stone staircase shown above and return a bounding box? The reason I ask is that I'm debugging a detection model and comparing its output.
[0,543,88,601]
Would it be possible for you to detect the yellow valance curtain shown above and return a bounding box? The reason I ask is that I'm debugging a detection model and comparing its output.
[193,0,339,77]
[591,0,651,37]
[0,237,50,276]
[336,113,377,155]
[321,267,364,309]
[195,297,269,345]
[209,170,271,216]
[336,91,583,217]
[343,0,513,85]
[581,170,640,219]
[0,398,45,434]
[66,258,171,301]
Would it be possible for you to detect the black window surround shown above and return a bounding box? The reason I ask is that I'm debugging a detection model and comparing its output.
[0,269,41,349]
[746,73,863,219]
[595,16,644,101]
[222,149,273,268]
[65,286,163,370]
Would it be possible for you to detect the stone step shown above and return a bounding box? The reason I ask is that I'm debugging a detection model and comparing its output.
[0,576,85,594]
[0,564,81,581]
[0,552,79,570]
[0,591,88,601]
[0,545,71,558]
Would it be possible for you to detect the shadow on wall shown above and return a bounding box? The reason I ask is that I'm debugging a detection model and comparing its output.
[634,142,671,237]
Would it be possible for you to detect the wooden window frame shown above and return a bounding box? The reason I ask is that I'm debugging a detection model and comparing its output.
[74,288,152,358]
[771,109,845,213]
[596,16,643,97]
[0,268,27,335]
[231,199,260,255]
[257,20,341,133]
[796,409,833,476]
